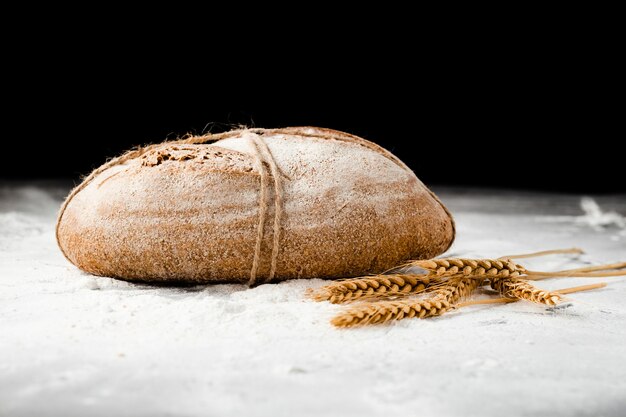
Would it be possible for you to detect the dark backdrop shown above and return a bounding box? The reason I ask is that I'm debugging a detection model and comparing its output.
[2,87,622,193]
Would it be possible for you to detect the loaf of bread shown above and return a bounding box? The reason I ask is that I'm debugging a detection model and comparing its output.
[56,127,454,285]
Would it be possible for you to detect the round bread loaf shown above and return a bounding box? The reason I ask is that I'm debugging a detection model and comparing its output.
[56,127,454,285]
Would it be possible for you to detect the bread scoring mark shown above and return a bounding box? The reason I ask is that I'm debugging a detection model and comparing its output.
[140,145,255,173]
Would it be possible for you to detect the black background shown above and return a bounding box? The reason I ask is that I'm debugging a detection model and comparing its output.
[2,75,623,193]
[1,7,623,194]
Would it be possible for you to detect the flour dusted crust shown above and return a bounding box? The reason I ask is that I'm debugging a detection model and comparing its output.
[56,127,455,284]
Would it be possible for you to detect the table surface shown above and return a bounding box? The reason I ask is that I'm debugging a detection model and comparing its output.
[1,184,625,417]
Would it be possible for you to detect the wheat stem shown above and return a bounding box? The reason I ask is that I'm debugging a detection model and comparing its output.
[499,247,584,259]
[560,262,626,273]
[526,269,626,278]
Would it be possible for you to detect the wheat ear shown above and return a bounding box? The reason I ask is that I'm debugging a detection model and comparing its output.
[490,278,563,305]
[410,258,526,279]
[331,277,481,327]
[458,282,606,307]
[310,274,443,304]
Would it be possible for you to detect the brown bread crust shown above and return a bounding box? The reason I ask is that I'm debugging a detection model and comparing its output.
[57,127,455,284]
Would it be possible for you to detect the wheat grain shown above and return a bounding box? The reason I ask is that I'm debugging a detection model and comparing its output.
[490,278,563,305]
[435,276,483,303]
[331,277,481,327]
[411,258,526,278]
[310,274,442,303]
[330,298,452,327]
[457,282,607,308]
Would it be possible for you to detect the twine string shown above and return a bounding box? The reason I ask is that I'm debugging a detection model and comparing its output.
[250,134,283,285]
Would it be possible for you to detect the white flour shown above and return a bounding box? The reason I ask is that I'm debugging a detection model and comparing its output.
[1,185,625,417]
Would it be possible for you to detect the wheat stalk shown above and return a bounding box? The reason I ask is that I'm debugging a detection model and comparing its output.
[309,248,625,328]
[410,258,526,278]
[315,253,625,304]
[434,276,483,304]
[500,247,584,259]
[310,274,443,304]
[331,277,481,327]
[457,282,606,307]
[490,278,563,305]
[330,297,452,327]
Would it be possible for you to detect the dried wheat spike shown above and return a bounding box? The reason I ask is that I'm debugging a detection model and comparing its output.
[490,278,563,306]
[331,298,452,327]
[435,276,483,304]
[331,277,481,327]
[412,258,526,278]
[310,274,442,304]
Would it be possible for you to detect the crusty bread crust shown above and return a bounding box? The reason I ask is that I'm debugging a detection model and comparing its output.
[57,127,455,284]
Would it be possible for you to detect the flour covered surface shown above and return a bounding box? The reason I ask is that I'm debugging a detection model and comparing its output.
[56,127,454,284]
